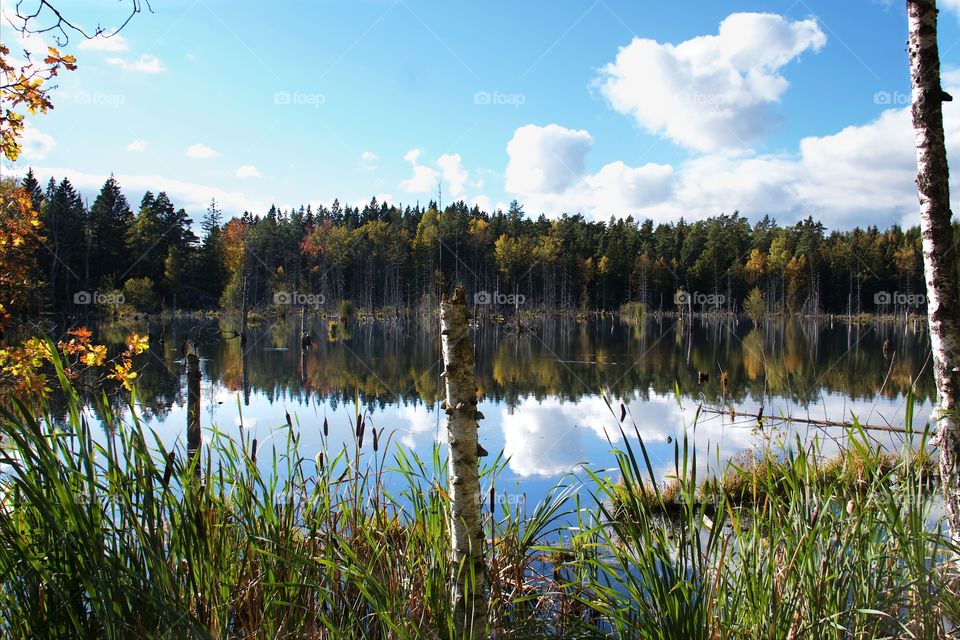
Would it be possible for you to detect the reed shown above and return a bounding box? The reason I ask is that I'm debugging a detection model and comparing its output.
[0,356,956,638]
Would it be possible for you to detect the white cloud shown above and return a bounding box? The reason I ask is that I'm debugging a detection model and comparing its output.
[400,148,440,193]
[597,12,825,152]
[235,165,262,178]
[401,150,475,201]
[943,0,960,17]
[503,98,960,228]
[77,34,129,52]
[471,195,492,211]
[499,395,679,477]
[14,166,269,219]
[20,124,56,160]
[126,139,147,152]
[437,153,469,198]
[505,124,593,195]
[106,54,165,73]
[505,123,674,220]
[185,143,221,159]
[654,103,933,228]
[358,150,378,171]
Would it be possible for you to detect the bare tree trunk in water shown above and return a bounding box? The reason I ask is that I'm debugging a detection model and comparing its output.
[186,349,201,481]
[907,0,960,540]
[440,285,487,639]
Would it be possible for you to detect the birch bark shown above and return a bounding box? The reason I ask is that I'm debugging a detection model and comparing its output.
[440,285,488,638]
[907,0,960,539]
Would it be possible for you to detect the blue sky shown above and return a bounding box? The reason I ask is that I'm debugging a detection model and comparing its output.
[5,0,960,229]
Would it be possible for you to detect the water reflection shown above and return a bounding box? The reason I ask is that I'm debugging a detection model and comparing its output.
[69,315,934,493]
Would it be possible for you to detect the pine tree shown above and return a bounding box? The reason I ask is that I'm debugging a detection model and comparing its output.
[88,175,133,288]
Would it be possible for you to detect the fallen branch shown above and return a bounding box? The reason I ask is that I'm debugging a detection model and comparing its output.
[698,404,911,434]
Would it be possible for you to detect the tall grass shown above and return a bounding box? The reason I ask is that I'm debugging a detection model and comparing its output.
[559,400,959,639]
[0,363,957,638]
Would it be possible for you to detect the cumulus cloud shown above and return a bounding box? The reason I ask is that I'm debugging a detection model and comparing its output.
[504,85,960,228]
[126,139,147,152]
[20,124,56,160]
[597,12,825,152]
[185,143,220,159]
[437,153,468,198]
[505,124,592,195]
[471,195,492,212]
[658,103,945,228]
[235,165,262,178]
[106,54,165,73]
[400,148,440,193]
[77,34,129,52]
[400,149,475,200]
[505,123,674,219]
[13,166,269,219]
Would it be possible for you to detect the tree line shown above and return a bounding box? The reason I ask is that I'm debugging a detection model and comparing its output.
[12,169,958,319]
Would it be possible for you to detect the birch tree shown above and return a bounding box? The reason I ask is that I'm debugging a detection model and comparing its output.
[439,285,488,638]
[907,0,960,538]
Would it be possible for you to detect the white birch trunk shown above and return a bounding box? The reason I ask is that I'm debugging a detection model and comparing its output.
[907,0,960,540]
[440,285,488,638]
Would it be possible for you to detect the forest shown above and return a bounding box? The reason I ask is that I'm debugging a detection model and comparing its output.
[10,168,957,321]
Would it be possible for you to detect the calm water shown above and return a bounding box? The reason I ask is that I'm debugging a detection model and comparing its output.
[76,314,935,503]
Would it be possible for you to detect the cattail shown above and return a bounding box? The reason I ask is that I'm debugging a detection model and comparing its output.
[846,499,856,515]
[316,451,324,472]
[357,416,366,448]
[323,416,329,437]
[251,438,258,463]
[285,411,292,429]
[161,451,175,487]
[372,428,380,452]
[489,485,495,515]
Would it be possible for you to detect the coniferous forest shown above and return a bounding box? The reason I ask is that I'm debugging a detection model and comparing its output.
[13,168,959,319]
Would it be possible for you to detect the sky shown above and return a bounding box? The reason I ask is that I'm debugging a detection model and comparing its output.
[4,0,960,230]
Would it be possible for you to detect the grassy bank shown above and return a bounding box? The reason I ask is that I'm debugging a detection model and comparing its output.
[0,372,957,638]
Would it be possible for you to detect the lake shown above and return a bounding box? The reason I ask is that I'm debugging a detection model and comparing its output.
[76,314,935,505]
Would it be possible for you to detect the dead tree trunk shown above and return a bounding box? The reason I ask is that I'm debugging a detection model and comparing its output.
[907,0,960,539]
[439,285,487,639]
[186,349,201,480]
